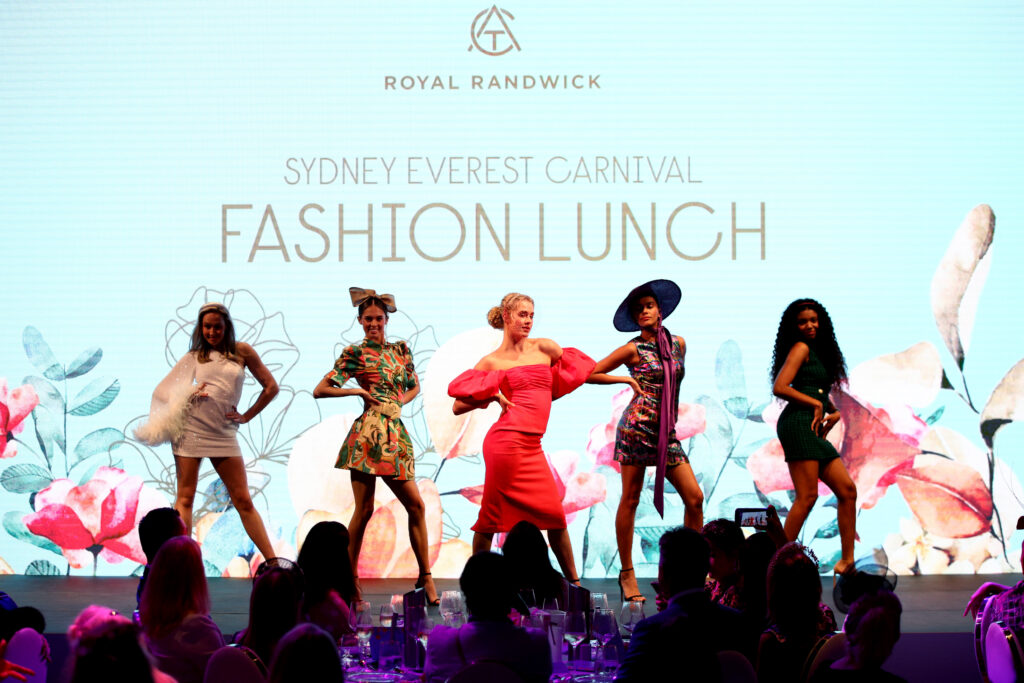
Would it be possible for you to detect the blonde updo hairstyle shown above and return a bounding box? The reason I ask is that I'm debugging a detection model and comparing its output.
[487,293,534,329]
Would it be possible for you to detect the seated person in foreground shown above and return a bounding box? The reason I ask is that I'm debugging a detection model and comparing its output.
[139,537,224,683]
[136,507,186,607]
[810,589,906,683]
[616,526,748,682]
[965,517,1024,625]
[424,551,552,683]
[757,543,837,683]
[502,520,568,609]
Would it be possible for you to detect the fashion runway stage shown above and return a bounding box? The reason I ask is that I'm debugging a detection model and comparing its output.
[2,572,993,682]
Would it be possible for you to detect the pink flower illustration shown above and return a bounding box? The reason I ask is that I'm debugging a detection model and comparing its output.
[586,388,706,472]
[1,378,39,458]
[748,391,927,508]
[23,466,166,569]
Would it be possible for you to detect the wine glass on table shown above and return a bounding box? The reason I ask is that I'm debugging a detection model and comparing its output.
[618,601,644,648]
[591,608,618,675]
[351,600,373,664]
[416,612,435,653]
[440,590,464,626]
[542,596,561,612]
[379,602,395,628]
[390,593,405,628]
[564,609,587,668]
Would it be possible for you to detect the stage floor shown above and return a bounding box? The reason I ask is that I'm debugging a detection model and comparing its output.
[0,572,992,635]
[1,572,998,683]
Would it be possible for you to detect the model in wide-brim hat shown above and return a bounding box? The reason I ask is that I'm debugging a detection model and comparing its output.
[585,279,704,604]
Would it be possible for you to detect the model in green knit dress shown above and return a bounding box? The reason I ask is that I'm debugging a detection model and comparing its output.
[771,299,857,576]
[314,288,437,604]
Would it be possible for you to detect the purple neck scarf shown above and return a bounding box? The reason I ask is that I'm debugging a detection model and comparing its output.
[654,322,679,517]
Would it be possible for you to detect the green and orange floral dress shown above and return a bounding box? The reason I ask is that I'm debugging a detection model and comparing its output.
[329,339,418,480]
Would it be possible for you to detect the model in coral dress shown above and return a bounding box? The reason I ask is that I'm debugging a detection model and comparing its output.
[448,349,593,532]
[447,292,594,584]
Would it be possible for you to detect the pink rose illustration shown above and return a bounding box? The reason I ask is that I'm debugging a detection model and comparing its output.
[23,466,166,570]
[1,378,40,458]
[748,391,926,508]
[586,388,706,472]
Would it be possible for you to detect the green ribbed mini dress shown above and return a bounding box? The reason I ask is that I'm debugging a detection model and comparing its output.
[776,347,841,463]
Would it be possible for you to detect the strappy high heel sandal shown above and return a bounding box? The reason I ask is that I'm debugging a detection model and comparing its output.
[618,567,646,603]
[415,572,440,606]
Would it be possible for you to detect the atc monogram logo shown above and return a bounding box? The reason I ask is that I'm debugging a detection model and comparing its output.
[468,6,520,56]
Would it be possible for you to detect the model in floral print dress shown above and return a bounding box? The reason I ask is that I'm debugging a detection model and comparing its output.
[314,288,437,603]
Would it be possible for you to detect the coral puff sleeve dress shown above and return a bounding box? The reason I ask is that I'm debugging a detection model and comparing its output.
[447,348,595,533]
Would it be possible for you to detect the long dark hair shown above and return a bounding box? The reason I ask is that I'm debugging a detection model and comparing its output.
[502,520,565,605]
[240,566,304,667]
[138,536,210,639]
[770,298,846,390]
[189,302,238,362]
[297,521,359,606]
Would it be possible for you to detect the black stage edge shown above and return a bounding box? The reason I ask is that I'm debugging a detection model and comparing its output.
[1,573,994,683]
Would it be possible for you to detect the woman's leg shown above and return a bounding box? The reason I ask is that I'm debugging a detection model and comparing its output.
[784,460,821,542]
[819,458,858,573]
[173,455,201,533]
[348,470,377,572]
[472,531,493,554]
[665,462,705,530]
[382,477,438,602]
[616,464,646,598]
[209,456,275,560]
[547,528,579,583]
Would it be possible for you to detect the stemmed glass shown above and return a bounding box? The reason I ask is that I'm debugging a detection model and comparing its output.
[564,610,588,666]
[440,590,465,626]
[591,608,618,672]
[618,601,644,648]
[389,593,405,628]
[542,597,561,612]
[590,592,609,612]
[379,602,395,628]
[416,612,435,652]
[350,600,374,663]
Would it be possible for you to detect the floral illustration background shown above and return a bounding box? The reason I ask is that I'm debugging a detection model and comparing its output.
[1,207,1022,578]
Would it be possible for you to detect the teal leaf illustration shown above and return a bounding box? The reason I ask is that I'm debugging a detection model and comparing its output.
[72,428,124,467]
[33,405,65,458]
[203,478,232,512]
[715,492,764,521]
[77,457,123,485]
[3,511,62,556]
[25,559,63,576]
[201,512,254,570]
[813,518,840,540]
[22,375,65,416]
[22,327,64,381]
[817,549,843,574]
[66,347,103,379]
[924,406,946,425]
[746,401,770,423]
[715,340,749,419]
[69,377,120,416]
[0,464,52,493]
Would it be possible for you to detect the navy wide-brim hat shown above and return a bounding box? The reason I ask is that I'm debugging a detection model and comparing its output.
[613,279,682,332]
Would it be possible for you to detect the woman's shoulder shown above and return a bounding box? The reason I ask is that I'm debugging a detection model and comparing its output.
[532,337,562,359]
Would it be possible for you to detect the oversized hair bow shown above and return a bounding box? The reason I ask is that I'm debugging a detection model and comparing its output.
[349,287,397,312]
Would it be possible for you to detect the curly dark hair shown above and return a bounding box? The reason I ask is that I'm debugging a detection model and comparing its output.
[770,298,847,390]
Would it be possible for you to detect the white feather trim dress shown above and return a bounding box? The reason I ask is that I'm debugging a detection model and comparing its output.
[135,351,245,459]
